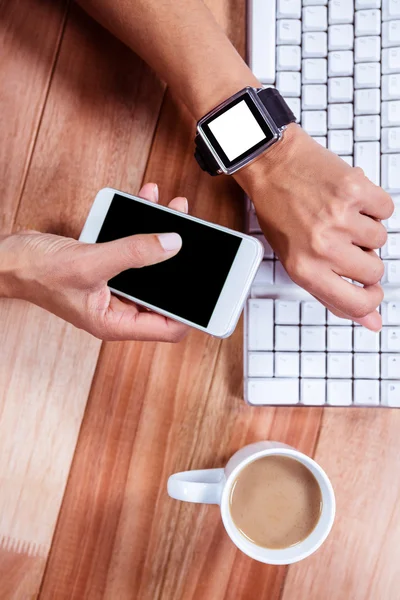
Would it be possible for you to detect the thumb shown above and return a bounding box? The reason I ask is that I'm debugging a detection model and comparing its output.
[86,232,182,282]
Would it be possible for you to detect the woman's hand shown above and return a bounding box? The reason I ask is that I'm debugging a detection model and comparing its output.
[0,183,190,342]
[235,124,395,331]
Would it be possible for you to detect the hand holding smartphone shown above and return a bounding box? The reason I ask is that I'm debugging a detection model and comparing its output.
[80,187,263,337]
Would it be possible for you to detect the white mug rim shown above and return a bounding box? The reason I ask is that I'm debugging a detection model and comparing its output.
[220,447,335,565]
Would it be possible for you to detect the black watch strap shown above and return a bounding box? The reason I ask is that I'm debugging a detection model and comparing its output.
[194,88,296,176]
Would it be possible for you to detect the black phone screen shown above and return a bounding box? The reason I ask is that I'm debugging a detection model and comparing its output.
[96,194,242,327]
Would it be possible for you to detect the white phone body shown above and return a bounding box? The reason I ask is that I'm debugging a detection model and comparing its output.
[79,187,263,338]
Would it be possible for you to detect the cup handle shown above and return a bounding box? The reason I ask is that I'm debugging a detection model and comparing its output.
[167,468,225,505]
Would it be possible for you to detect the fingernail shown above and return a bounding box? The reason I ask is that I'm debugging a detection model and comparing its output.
[183,198,189,213]
[153,184,159,203]
[158,232,182,252]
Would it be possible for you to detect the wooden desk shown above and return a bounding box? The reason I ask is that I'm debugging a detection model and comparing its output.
[1,1,400,598]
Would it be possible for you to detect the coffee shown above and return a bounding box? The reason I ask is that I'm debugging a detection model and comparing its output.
[229,455,322,550]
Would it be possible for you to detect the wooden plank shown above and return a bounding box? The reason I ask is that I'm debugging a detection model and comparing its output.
[0,3,165,598]
[282,408,400,600]
[0,0,68,234]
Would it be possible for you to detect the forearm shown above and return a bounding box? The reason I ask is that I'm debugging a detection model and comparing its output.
[76,0,259,120]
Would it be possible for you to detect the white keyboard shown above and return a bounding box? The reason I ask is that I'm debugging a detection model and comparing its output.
[245,0,400,407]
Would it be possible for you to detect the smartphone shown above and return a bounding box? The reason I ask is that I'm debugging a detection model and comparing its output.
[79,188,263,337]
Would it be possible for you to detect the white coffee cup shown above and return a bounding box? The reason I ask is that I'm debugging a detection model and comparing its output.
[168,441,335,564]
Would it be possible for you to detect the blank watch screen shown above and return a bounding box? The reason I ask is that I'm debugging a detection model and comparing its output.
[202,94,274,169]
[96,194,242,327]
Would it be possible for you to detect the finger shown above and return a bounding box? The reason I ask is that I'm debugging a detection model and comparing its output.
[85,231,182,281]
[306,267,384,321]
[351,214,388,250]
[358,176,394,220]
[333,247,384,286]
[312,293,382,331]
[168,196,188,214]
[138,182,159,203]
[101,295,189,341]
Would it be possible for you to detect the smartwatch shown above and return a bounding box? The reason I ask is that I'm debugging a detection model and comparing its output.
[194,87,296,176]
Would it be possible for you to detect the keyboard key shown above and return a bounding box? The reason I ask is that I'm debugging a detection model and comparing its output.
[382,20,400,47]
[247,379,300,405]
[277,0,302,19]
[340,155,354,165]
[328,103,353,128]
[328,353,353,377]
[328,310,352,326]
[302,58,328,83]
[382,233,400,257]
[301,352,326,377]
[302,110,327,135]
[381,326,400,351]
[381,354,400,378]
[381,381,400,407]
[355,9,381,36]
[355,88,380,114]
[354,62,381,88]
[252,234,274,258]
[329,0,354,24]
[327,326,353,351]
[382,301,400,325]
[301,326,326,350]
[302,85,328,109]
[276,71,301,96]
[327,379,353,405]
[301,301,326,324]
[275,300,300,324]
[386,199,400,230]
[328,130,353,154]
[248,0,276,84]
[383,0,400,21]
[313,136,327,146]
[303,0,328,4]
[354,353,380,378]
[383,48,400,74]
[275,261,294,284]
[354,35,381,62]
[277,45,301,70]
[383,260,400,283]
[355,141,380,185]
[277,19,302,45]
[275,352,300,377]
[382,74,400,100]
[253,261,274,285]
[382,100,400,126]
[328,77,354,102]
[328,24,354,50]
[275,326,300,350]
[382,127,400,152]
[354,380,380,405]
[248,210,261,232]
[248,352,274,377]
[354,115,380,140]
[301,379,326,405]
[354,327,380,351]
[328,50,354,76]
[284,97,301,121]
[356,0,381,7]
[303,6,328,31]
[248,299,273,350]
[382,154,400,192]
[303,32,328,57]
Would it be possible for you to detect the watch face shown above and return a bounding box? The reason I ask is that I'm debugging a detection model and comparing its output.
[199,90,276,171]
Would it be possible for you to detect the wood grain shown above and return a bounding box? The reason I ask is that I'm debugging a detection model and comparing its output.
[1,3,165,598]
[0,0,68,234]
